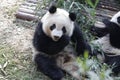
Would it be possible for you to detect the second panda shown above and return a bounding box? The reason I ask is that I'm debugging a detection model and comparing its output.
[91,11,120,75]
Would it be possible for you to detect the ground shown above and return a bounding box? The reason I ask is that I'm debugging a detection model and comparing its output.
[0,0,51,80]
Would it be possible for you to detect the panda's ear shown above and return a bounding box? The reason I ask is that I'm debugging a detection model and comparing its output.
[117,16,120,23]
[69,12,76,21]
[49,5,57,14]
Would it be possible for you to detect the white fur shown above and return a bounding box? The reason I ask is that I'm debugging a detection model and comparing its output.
[51,29,62,40]
[110,11,120,26]
[92,34,120,55]
[41,8,74,37]
[56,44,81,80]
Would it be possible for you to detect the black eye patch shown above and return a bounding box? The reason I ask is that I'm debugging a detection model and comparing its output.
[50,24,56,30]
[62,27,66,33]
[117,16,120,23]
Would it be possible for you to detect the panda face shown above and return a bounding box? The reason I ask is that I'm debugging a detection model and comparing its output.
[110,11,120,26]
[41,5,76,41]
[50,24,66,41]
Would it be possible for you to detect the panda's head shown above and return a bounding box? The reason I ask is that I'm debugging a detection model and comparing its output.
[110,11,120,26]
[41,5,76,41]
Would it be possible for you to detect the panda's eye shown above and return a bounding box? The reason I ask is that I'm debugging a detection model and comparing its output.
[117,16,120,23]
[62,27,66,33]
[50,24,56,30]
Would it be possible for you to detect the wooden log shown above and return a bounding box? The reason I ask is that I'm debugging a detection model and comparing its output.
[97,0,120,11]
[21,5,36,10]
[99,1,116,7]
[27,0,38,4]
[96,8,117,17]
[96,12,112,18]
[97,5,119,11]
[23,1,37,7]
[18,8,35,14]
[18,7,41,15]
[15,11,38,21]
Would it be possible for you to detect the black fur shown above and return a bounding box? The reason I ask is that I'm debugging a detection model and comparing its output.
[90,19,110,37]
[107,22,120,48]
[71,23,92,56]
[49,5,57,14]
[104,55,120,75]
[117,16,120,23]
[90,26,108,37]
[33,22,70,55]
[69,13,76,21]
[34,53,64,80]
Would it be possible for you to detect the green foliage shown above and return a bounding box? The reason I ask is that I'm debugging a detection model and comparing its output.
[0,44,51,80]
[56,0,65,7]
[59,0,97,41]
[77,52,113,80]
[85,0,99,9]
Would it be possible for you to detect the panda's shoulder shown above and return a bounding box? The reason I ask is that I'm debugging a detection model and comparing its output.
[34,21,49,39]
[73,22,82,33]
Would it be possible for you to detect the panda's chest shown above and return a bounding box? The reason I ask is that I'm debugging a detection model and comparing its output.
[41,35,70,55]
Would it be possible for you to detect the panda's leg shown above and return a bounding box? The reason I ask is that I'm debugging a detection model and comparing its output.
[56,51,82,80]
[104,55,120,75]
[33,53,64,80]
[71,23,92,56]
[112,66,120,75]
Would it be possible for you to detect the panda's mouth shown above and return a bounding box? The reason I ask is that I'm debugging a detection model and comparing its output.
[51,29,63,41]
[52,36,60,41]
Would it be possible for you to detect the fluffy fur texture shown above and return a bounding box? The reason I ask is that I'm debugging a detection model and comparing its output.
[56,45,82,80]
[91,11,120,74]
[32,5,91,80]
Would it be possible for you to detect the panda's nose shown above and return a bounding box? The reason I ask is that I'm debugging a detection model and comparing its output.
[54,36,60,40]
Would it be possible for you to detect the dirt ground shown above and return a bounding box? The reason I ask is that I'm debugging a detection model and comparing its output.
[0,0,35,53]
[0,0,46,80]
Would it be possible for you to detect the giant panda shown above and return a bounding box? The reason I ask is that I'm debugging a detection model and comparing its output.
[91,11,120,75]
[32,5,92,80]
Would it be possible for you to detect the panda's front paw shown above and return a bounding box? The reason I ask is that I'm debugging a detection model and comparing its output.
[90,26,107,37]
[90,26,98,35]
[60,35,70,45]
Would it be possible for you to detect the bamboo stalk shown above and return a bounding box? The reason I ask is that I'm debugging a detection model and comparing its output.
[18,7,41,15]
